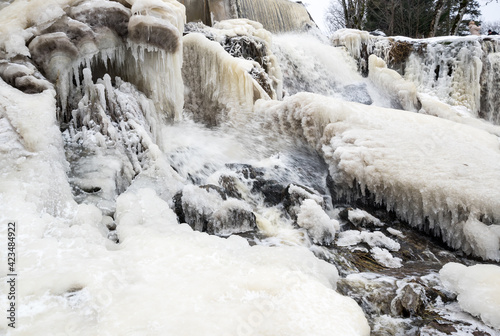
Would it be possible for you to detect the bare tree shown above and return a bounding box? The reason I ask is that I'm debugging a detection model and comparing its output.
[325,1,347,33]
[339,0,368,30]
[429,0,446,36]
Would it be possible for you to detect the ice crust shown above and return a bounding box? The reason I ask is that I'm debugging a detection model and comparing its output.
[256,93,500,261]
[440,263,500,330]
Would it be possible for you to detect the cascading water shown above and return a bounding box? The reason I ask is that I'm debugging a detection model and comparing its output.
[1,1,500,336]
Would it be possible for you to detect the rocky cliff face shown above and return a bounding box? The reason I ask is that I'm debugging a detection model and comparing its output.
[178,0,315,33]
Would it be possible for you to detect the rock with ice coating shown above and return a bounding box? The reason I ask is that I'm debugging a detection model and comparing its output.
[297,199,339,245]
[332,29,500,124]
[440,262,500,330]
[256,92,500,261]
[183,19,282,125]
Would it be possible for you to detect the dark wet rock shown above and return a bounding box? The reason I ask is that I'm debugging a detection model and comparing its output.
[172,191,185,224]
[173,185,256,236]
[225,163,287,205]
[391,282,428,317]
[249,66,274,98]
[472,331,492,336]
[425,321,457,335]
[336,272,399,316]
[183,200,210,232]
[253,179,286,206]
[223,35,268,71]
[218,175,243,199]
[207,206,256,235]
[225,163,265,180]
[105,222,117,231]
[199,184,228,200]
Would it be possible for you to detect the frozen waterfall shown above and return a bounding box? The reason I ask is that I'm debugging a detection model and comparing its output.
[0,1,500,336]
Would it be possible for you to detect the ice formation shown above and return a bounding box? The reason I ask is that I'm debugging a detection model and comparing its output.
[440,263,500,330]
[332,29,500,125]
[182,19,284,125]
[7,0,186,121]
[296,199,339,245]
[256,93,500,261]
[178,0,315,33]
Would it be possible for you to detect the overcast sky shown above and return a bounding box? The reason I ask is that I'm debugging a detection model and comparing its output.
[480,0,500,22]
[301,0,500,33]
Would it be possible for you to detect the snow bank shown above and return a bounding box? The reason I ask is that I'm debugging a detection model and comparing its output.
[256,92,500,261]
[0,183,371,335]
[440,263,500,330]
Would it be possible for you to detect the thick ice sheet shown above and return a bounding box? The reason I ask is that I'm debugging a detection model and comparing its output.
[256,92,500,260]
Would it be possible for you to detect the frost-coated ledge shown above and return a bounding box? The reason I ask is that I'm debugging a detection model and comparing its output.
[257,92,500,261]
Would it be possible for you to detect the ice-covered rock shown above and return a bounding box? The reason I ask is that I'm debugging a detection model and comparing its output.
[440,262,500,330]
[333,29,500,125]
[256,92,500,261]
[297,199,339,245]
[182,19,282,125]
[347,208,384,228]
[17,0,185,121]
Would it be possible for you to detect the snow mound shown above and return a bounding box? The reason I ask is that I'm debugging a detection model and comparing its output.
[256,92,500,261]
[440,262,500,330]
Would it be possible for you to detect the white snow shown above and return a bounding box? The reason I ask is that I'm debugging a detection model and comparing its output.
[371,247,402,268]
[347,208,384,227]
[0,184,371,335]
[440,262,500,330]
[337,230,400,252]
